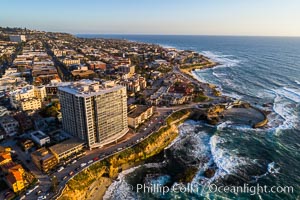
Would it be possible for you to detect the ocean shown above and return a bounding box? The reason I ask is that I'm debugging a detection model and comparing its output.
[78,35,300,200]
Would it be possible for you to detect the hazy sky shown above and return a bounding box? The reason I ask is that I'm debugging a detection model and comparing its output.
[1,0,300,36]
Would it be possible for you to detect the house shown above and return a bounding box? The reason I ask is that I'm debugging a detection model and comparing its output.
[6,170,25,193]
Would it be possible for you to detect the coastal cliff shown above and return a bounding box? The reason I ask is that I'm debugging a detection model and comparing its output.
[58,110,191,200]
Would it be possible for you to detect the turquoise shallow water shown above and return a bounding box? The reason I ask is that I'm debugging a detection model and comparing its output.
[79,35,300,200]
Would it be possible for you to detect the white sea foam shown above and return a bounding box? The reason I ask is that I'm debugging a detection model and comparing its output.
[212,71,227,78]
[267,162,280,174]
[270,88,299,131]
[103,163,165,200]
[209,135,250,176]
[217,121,233,130]
[103,166,139,200]
[201,51,241,69]
[295,80,300,85]
[273,87,300,103]
[251,161,279,183]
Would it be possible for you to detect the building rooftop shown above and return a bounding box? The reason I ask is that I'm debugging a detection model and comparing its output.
[49,137,85,155]
[128,105,152,118]
[0,115,18,124]
[58,79,125,97]
[71,70,94,77]
[30,131,49,140]
[31,147,54,161]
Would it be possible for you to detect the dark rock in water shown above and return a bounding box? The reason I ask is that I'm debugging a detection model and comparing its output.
[204,168,215,178]
[207,116,220,125]
[177,166,199,183]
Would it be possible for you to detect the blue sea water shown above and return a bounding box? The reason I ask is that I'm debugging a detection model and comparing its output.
[78,35,300,200]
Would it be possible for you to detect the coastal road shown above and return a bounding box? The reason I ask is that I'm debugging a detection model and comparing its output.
[49,108,172,200]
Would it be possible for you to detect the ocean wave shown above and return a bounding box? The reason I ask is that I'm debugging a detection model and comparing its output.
[209,135,250,176]
[273,87,300,103]
[269,88,299,131]
[295,80,300,85]
[212,71,227,78]
[201,51,241,68]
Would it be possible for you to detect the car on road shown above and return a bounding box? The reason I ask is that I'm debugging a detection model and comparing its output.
[69,171,74,176]
[93,157,99,161]
[63,175,68,180]
[19,195,26,200]
[71,160,77,164]
[26,189,33,195]
[57,166,64,172]
[88,160,93,164]
[38,195,46,200]
[80,163,87,168]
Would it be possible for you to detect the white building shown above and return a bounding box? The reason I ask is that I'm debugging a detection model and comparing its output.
[9,35,26,43]
[30,131,50,146]
[58,80,128,149]
[10,85,46,111]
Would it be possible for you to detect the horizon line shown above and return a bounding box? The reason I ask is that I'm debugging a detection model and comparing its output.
[75,33,300,38]
[2,26,300,38]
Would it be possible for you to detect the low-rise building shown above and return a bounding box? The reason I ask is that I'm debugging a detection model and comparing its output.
[88,61,106,70]
[0,115,19,136]
[49,138,85,163]
[20,97,42,111]
[32,66,57,77]
[34,85,46,99]
[13,112,33,132]
[10,85,46,111]
[71,70,95,79]
[30,131,50,146]
[128,105,154,128]
[0,106,10,117]
[31,147,58,173]
[118,65,135,77]
[0,151,12,166]
[19,139,34,151]
[1,162,24,175]
[61,58,80,66]
[6,171,25,193]
[9,35,26,43]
